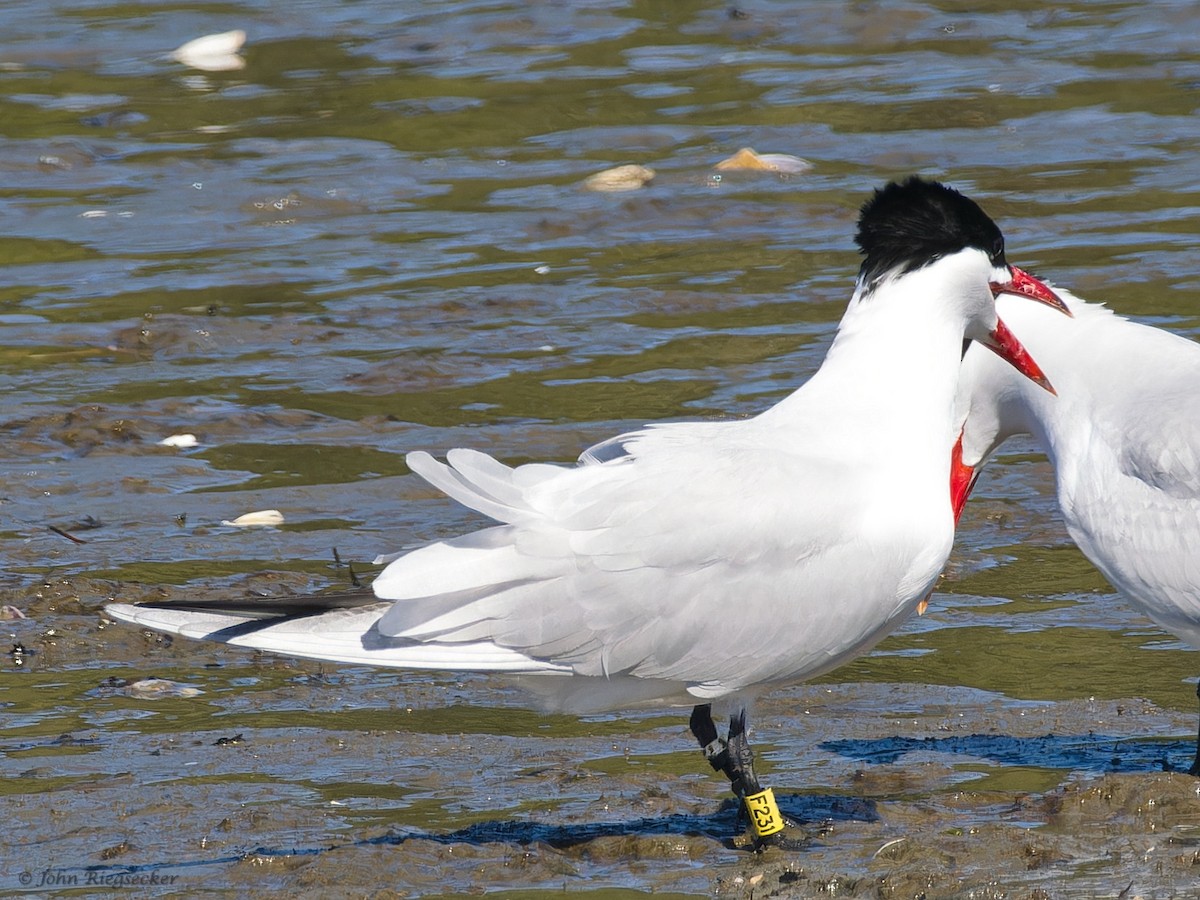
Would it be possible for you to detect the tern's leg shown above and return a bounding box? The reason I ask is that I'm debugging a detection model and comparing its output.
[725,709,761,798]
[687,704,766,795]
[1188,679,1200,777]
[689,704,787,847]
[689,704,733,779]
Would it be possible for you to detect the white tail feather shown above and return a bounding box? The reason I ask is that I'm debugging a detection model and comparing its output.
[105,603,568,674]
[407,450,527,523]
[370,528,561,601]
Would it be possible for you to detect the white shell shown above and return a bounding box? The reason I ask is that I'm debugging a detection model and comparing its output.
[171,30,247,72]
[126,678,204,699]
[221,509,285,527]
[583,164,655,193]
[158,433,199,448]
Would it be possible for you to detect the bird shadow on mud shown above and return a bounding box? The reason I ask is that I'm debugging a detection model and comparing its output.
[820,731,1194,773]
[376,791,878,850]
[57,794,877,880]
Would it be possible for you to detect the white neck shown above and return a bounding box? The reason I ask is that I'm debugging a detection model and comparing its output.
[958,290,1129,467]
[761,256,992,477]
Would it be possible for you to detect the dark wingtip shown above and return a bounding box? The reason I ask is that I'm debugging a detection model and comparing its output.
[131,588,382,619]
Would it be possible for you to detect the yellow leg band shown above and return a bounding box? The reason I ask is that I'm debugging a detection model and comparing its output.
[743,787,785,838]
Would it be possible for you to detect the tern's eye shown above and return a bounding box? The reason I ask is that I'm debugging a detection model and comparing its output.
[991,236,1004,261]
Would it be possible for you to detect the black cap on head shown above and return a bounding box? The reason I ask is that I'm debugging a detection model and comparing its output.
[855,176,1007,288]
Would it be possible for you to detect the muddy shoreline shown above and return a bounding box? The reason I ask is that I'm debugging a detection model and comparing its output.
[5,576,1200,898]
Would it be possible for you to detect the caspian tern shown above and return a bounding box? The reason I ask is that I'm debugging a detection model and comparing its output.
[954,286,1200,774]
[107,176,1066,847]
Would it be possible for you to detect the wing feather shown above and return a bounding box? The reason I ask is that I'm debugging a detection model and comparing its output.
[1114,388,1200,499]
[381,434,929,692]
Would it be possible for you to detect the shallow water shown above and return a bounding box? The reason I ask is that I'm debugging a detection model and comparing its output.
[2,1,1200,896]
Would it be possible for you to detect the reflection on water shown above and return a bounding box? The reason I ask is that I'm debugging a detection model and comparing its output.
[2,0,1200,895]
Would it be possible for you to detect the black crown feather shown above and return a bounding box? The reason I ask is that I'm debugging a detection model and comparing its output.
[855,176,1008,287]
